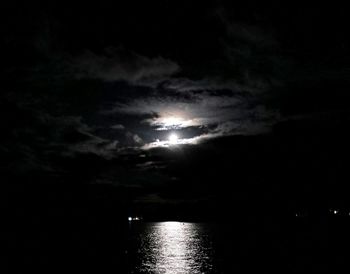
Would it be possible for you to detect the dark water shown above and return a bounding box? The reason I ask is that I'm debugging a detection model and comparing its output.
[124,219,350,273]
[7,215,350,273]
[5,183,350,273]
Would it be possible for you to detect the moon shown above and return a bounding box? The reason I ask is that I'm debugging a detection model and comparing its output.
[168,133,179,144]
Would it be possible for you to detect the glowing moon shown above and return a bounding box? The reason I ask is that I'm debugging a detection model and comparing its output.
[168,133,179,144]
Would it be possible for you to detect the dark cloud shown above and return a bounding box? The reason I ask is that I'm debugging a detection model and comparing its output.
[72,47,180,84]
[110,124,125,130]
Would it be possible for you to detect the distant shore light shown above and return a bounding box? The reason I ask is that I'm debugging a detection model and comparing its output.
[128,216,141,221]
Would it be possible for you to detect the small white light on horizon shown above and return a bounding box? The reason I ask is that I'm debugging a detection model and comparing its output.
[128,216,142,221]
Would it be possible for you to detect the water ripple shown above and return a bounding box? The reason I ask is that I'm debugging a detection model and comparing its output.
[131,222,214,273]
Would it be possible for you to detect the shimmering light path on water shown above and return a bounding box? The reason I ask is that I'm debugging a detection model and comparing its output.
[131,222,214,273]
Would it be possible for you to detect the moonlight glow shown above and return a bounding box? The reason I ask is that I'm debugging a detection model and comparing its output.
[168,133,179,144]
[163,117,184,127]
[151,115,199,131]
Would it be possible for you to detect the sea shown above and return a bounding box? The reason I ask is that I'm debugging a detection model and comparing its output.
[122,218,350,273]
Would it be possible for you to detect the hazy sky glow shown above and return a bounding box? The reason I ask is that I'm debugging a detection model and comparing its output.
[102,89,278,149]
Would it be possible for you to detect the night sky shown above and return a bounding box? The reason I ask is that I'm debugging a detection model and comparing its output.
[2,1,350,220]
